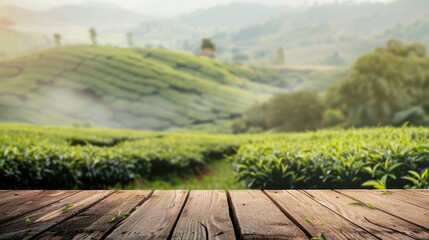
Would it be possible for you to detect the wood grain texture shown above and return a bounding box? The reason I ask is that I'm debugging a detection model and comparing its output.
[305,190,429,240]
[0,190,11,197]
[1,190,428,240]
[265,190,377,240]
[0,190,42,205]
[228,190,307,240]
[37,190,150,240]
[105,190,188,240]
[370,190,429,210]
[409,189,429,197]
[0,190,113,240]
[338,190,429,229]
[0,190,79,224]
[171,190,235,240]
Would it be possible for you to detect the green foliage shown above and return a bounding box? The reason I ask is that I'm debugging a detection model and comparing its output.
[311,233,327,240]
[402,169,429,189]
[322,109,345,127]
[62,203,74,212]
[108,212,130,223]
[53,33,61,46]
[1,124,429,190]
[230,127,429,189]
[348,201,376,209]
[0,124,245,189]
[327,39,429,127]
[201,38,215,51]
[0,45,276,131]
[241,91,326,132]
[89,28,97,45]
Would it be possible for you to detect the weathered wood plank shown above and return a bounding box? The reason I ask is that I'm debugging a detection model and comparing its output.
[171,190,235,240]
[408,189,429,197]
[375,190,429,210]
[0,190,11,197]
[265,190,377,240]
[0,190,42,205]
[0,190,79,224]
[37,190,150,240]
[105,190,188,240]
[305,190,429,240]
[0,190,113,240]
[338,190,429,229]
[228,190,307,240]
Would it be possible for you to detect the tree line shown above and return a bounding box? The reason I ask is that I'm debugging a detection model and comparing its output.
[233,39,429,133]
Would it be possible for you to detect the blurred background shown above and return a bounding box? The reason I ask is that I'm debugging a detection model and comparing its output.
[1,0,429,190]
[1,0,428,133]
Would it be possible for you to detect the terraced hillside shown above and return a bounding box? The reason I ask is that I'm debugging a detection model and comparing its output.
[0,28,50,57]
[0,45,278,130]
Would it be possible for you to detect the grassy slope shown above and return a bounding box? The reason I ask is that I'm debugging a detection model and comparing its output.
[123,160,245,190]
[0,27,49,57]
[241,67,348,92]
[0,45,278,130]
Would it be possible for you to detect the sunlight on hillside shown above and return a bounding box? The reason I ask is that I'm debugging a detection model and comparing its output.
[0,0,428,192]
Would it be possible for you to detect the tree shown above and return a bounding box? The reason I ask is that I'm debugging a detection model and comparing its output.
[265,91,325,131]
[274,47,285,65]
[127,32,133,48]
[322,109,345,127]
[240,90,325,132]
[326,39,429,127]
[89,28,97,45]
[201,38,215,51]
[0,17,14,28]
[200,38,216,58]
[53,33,61,46]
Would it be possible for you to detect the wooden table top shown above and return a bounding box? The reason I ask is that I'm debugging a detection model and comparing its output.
[0,190,428,239]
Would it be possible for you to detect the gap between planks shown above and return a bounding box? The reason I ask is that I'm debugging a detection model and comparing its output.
[1,190,428,240]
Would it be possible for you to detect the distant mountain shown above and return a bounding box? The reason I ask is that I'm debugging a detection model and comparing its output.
[223,1,429,46]
[46,3,145,27]
[383,17,429,45]
[0,3,146,27]
[211,0,429,65]
[179,3,290,29]
[0,5,51,26]
[132,3,292,52]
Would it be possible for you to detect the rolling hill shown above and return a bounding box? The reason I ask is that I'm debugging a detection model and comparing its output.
[212,0,429,65]
[0,45,278,130]
[383,17,429,45]
[0,27,51,57]
[179,3,289,29]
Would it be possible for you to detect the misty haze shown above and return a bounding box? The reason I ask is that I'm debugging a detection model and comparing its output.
[0,1,428,238]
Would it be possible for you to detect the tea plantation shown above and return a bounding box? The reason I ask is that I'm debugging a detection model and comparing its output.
[1,124,428,190]
[0,45,278,130]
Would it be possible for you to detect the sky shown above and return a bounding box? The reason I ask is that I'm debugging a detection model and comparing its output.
[0,0,395,16]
